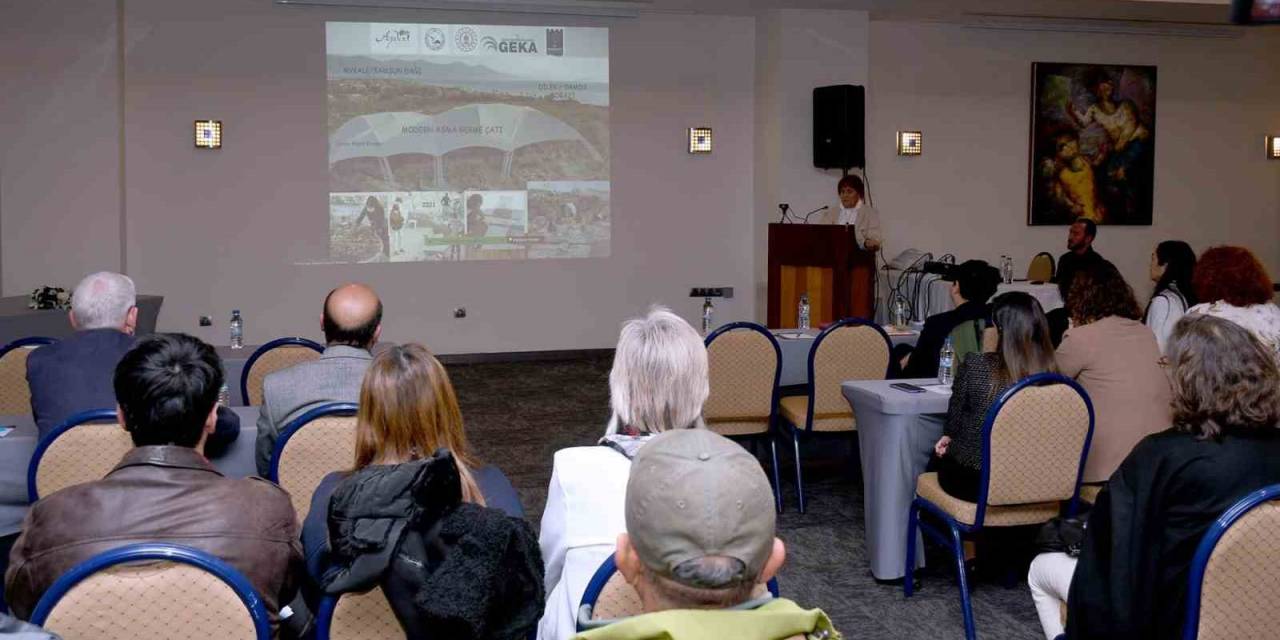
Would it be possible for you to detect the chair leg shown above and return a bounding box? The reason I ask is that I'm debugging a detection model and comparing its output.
[904,500,919,598]
[768,434,783,514]
[950,524,977,640]
[792,429,806,514]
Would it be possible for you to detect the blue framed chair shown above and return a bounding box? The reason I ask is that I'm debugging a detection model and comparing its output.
[0,336,57,414]
[778,317,892,513]
[1182,483,1280,640]
[27,408,128,502]
[576,554,780,632]
[29,542,269,639]
[904,373,1094,640]
[269,402,359,523]
[240,337,324,406]
[704,321,784,513]
[315,589,400,640]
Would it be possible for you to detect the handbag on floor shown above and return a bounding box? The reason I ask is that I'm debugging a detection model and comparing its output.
[1035,517,1086,557]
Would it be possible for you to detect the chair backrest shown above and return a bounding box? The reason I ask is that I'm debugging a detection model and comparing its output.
[0,337,57,414]
[703,322,781,437]
[1184,484,1280,640]
[241,337,325,405]
[805,318,891,423]
[29,543,270,640]
[270,403,359,522]
[1027,252,1055,282]
[977,374,1094,520]
[315,588,400,640]
[28,408,132,502]
[577,554,779,632]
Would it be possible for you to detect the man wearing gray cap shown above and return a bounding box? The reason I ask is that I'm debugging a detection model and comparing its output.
[573,429,840,639]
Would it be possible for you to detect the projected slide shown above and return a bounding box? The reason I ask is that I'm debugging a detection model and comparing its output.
[326,22,609,263]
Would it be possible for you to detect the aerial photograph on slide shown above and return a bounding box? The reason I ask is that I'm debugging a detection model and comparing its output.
[326,22,610,263]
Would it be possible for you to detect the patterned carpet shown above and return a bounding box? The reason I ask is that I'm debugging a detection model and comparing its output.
[450,355,1045,640]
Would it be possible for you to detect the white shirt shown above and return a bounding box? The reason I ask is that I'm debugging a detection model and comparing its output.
[836,203,862,226]
[537,446,634,640]
[1187,300,1280,364]
[1145,286,1188,355]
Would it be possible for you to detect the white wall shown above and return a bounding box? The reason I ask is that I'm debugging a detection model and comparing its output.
[865,21,1280,301]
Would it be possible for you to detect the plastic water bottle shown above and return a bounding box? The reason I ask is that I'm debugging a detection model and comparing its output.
[701,298,714,335]
[798,294,811,331]
[229,310,244,350]
[938,336,955,386]
[1001,256,1015,284]
[218,384,231,406]
[892,296,909,328]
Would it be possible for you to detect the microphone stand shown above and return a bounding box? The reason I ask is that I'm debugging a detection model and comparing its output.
[778,203,792,223]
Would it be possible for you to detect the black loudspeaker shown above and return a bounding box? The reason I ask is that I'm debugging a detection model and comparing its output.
[812,84,865,170]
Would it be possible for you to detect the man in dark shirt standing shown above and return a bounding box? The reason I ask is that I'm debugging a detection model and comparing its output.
[1049,217,1107,344]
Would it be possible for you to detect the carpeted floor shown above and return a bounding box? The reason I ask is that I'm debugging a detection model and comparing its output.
[450,355,1045,640]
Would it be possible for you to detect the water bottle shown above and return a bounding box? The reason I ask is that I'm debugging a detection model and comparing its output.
[1001,256,1015,284]
[701,298,714,335]
[798,294,811,331]
[218,384,231,406]
[892,296,908,328]
[229,309,244,350]
[938,336,955,386]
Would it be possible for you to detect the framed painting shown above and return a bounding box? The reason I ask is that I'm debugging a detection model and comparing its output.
[1028,62,1157,226]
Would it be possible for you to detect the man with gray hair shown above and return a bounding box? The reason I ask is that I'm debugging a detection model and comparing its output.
[25,272,239,447]
[572,429,840,640]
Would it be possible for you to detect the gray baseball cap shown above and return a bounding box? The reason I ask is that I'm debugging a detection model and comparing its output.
[625,429,777,584]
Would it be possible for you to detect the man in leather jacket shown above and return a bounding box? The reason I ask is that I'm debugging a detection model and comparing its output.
[5,334,302,634]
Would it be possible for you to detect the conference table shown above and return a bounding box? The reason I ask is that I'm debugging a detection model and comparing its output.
[215,345,256,406]
[0,406,261,537]
[773,328,919,387]
[907,278,1063,323]
[842,378,952,581]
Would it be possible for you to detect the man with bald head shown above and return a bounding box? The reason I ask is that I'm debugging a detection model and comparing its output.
[255,283,383,475]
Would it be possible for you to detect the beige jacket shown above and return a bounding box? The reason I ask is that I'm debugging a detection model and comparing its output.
[1056,316,1172,483]
[817,202,882,249]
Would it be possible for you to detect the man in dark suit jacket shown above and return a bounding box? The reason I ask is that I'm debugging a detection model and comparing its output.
[25,271,238,446]
[255,283,381,475]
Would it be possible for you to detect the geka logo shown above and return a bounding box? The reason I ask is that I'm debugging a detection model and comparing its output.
[481,35,539,54]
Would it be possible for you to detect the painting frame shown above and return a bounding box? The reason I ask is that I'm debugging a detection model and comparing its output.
[1027,62,1157,226]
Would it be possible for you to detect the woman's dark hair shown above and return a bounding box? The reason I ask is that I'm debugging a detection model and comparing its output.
[1167,314,1280,439]
[836,174,865,199]
[114,333,223,448]
[990,292,1059,384]
[1067,261,1142,326]
[1192,246,1274,308]
[1147,240,1197,317]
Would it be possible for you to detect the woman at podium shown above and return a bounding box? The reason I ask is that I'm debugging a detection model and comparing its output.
[819,174,882,251]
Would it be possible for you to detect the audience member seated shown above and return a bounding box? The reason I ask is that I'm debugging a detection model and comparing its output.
[301,343,521,582]
[1187,245,1280,363]
[256,282,381,475]
[317,450,543,639]
[5,334,301,633]
[26,271,238,447]
[1143,240,1196,355]
[899,260,1001,379]
[932,292,1058,501]
[539,307,709,640]
[1047,218,1107,345]
[1027,314,1280,639]
[572,429,837,640]
[1056,261,1170,485]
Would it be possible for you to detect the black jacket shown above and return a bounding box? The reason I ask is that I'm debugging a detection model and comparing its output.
[321,451,545,640]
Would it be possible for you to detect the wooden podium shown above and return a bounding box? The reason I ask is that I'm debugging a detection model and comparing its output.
[767,224,876,328]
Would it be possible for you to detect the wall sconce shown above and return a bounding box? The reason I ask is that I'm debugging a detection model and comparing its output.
[688,127,712,154]
[1267,135,1280,160]
[195,120,223,149]
[896,131,922,156]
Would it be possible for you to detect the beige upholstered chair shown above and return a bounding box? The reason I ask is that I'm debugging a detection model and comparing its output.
[904,374,1094,640]
[1027,252,1055,283]
[318,588,400,640]
[0,337,56,415]
[1185,485,1280,640]
[31,543,270,640]
[240,338,324,406]
[29,410,132,501]
[778,319,891,512]
[704,322,782,511]
[1079,483,1103,505]
[269,403,359,523]
[578,556,776,632]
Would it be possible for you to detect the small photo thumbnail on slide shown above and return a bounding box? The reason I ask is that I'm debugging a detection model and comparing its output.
[526,180,610,259]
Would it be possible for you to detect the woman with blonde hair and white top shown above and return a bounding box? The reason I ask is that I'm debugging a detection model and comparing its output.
[537,306,709,640]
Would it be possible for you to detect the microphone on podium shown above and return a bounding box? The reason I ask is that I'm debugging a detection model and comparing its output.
[778,203,792,223]
[800,205,828,224]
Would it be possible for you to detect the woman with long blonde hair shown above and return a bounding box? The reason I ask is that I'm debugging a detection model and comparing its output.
[301,344,521,580]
